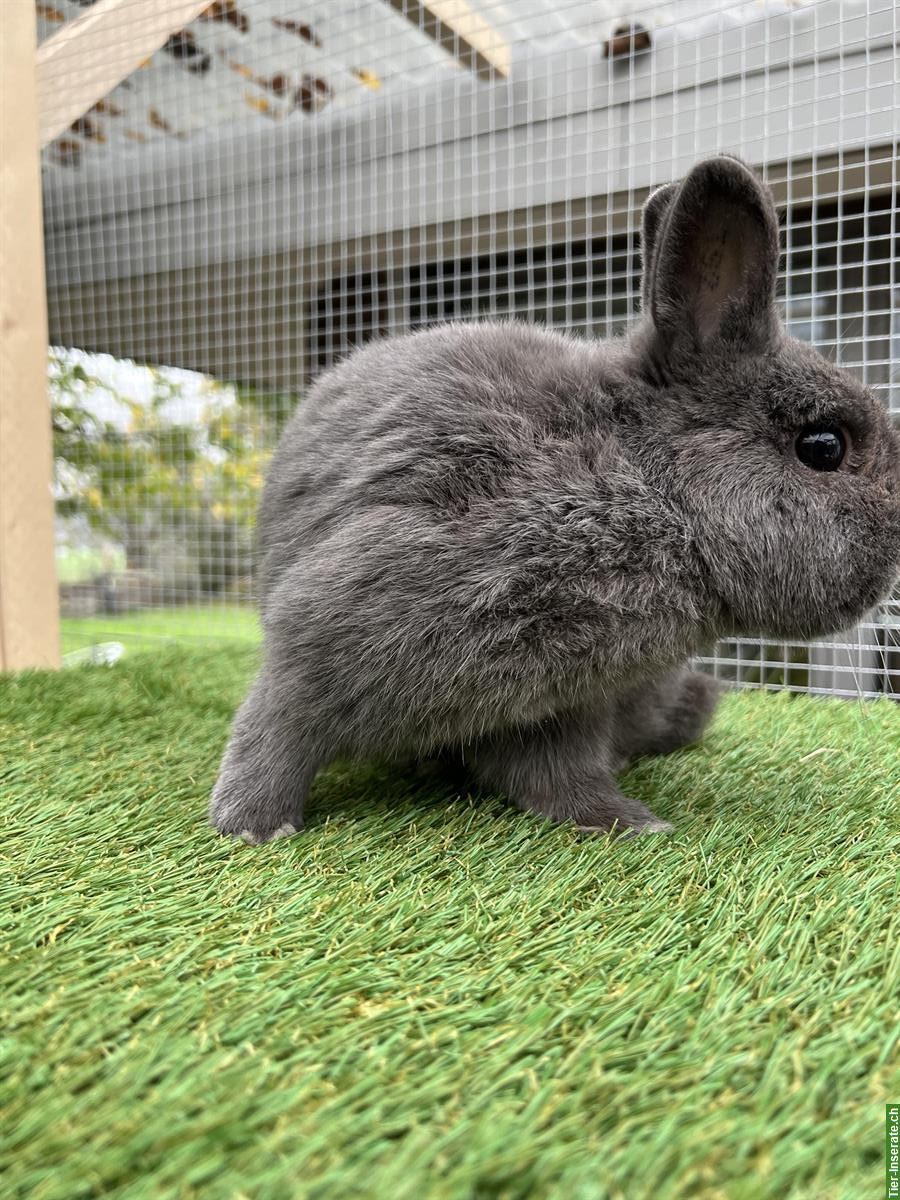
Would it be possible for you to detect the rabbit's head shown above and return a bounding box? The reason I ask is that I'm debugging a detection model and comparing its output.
[633,155,900,640]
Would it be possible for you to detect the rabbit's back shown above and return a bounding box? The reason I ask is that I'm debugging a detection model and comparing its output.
[259,322,612,591]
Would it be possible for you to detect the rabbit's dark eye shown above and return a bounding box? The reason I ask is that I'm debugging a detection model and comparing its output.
[795,426,846,471]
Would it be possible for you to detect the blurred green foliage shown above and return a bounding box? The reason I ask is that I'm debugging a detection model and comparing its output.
[50,351,294,593]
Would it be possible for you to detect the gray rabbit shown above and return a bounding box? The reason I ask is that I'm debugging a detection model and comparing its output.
[210,156,900,843]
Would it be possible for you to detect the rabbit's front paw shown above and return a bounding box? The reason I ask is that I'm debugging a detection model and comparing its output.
[209,774,303,845]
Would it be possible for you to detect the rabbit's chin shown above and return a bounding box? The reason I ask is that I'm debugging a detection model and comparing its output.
[703,523,900,655]
[725,576,898,646]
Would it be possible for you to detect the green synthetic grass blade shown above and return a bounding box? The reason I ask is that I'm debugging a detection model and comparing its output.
[2,647,897,1200]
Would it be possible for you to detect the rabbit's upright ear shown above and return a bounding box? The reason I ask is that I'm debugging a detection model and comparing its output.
[640,183,678,313]
[649,156,780,354]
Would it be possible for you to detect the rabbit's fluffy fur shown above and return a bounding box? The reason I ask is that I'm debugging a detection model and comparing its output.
[210,156,900,842]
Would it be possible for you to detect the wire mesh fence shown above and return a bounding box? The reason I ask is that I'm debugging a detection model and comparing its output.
[39,0,898,694]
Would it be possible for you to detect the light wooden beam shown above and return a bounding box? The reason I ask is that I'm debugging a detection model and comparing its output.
[388,1,511,80]
[37,0,212,148]
[0,3,60,669]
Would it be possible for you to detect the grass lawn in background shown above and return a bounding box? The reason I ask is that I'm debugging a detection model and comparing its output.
[2,646,898,1199]
[60,604,261,657]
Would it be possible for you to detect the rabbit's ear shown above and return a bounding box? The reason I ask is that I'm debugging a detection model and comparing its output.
[640,183,678,313]
[649,156,780,353]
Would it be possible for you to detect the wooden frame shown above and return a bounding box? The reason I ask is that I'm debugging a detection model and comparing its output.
[388,0,511,80]
[1,4,60,669]
[37,0,212,147]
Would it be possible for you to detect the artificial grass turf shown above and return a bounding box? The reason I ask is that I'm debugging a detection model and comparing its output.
[1,648,898,1200]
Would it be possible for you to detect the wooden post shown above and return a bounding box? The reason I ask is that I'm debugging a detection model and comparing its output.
[0,3,61,670]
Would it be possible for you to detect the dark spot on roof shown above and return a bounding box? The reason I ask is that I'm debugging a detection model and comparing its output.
[164,31,212,75]
[604,23,652,59]
[267,74,291,97]
[52,139,82,167]
[201,2,250,34]
[148,108,185,138]
[273,18,322,48]
[228,61,292,98]
[36,4,65,21]
[91,99,123,117]
[70,117,106,143]
[295,75,332,113]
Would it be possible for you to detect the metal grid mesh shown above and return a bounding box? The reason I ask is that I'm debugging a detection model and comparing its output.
[40,0,898,694]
